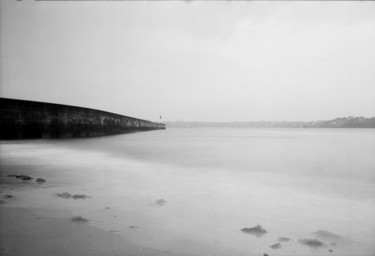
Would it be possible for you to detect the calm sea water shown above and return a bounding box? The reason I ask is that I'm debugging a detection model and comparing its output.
[1,128,375,256]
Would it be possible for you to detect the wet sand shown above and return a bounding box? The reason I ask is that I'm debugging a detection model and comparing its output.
[0,206,174,256]
[0,165,176,256]
[0,158,244,256]
[0,162,364,256]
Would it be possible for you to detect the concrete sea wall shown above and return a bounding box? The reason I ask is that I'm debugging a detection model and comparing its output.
[0,98,165,139]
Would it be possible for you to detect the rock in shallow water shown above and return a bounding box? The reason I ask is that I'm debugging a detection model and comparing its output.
[7,174,33,180]
[55,192,90,199]
[56,192,72,199]
[71,216,89,223]
[155,199,167,206]
[299,238,325,248]
[36,178,46,183]
[72,194,90,199]
[241,225,267,237]
[270,243,282,249]
[278,236,291,242]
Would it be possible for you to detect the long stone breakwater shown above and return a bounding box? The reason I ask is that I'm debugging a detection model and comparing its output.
[0,98,165,139]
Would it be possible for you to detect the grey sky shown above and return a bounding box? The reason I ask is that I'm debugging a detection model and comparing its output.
[1,1,375,122]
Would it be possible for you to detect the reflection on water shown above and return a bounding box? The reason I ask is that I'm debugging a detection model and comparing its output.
[1,128,375,256]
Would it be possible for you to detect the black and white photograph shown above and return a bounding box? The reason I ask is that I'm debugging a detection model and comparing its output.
[1,0,375,256]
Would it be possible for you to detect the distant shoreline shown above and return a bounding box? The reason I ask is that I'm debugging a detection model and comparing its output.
[166,117,375,129]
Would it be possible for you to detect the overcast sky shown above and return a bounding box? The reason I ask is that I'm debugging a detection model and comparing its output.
[1,1,375,122]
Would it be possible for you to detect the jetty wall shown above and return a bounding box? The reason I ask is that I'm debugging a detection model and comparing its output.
[0,98,165,139]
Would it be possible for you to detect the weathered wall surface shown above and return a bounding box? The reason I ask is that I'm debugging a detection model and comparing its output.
[0,98,165,139]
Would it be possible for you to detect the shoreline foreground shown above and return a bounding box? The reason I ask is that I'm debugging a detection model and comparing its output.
[0,206,173,256]
[0,163,175,256]
[1,129,375,256]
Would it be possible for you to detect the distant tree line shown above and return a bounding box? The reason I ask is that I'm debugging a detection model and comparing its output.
[166,117,375,128]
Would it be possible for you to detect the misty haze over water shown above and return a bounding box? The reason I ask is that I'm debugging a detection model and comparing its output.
[1,128,374,256]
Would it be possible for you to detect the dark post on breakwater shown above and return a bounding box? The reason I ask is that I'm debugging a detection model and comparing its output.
[0,98,165,139]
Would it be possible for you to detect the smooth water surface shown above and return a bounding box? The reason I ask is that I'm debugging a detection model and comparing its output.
[1,128,375,256]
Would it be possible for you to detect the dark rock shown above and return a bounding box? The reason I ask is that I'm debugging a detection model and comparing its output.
[56,192,90,200]
[55,192,90,199]
[299,238,325,248]
[72,194,90,199]
[278,237,291,242]
[71,216,88,223]
[56,192,72,199]
[7,174,18,178]
[263,254,269,256]
[270,243,282,249]
[36,178,46,183]
[241,225,267,237]
[4,194,13,198]
[155,199,167,206]
[16,175,32,180]
[329,249,334,253]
